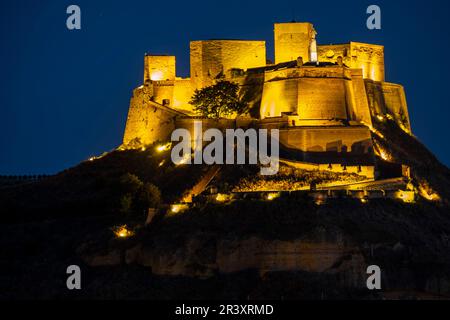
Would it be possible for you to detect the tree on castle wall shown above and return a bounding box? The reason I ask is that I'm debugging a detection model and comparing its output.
[189,81,246,119]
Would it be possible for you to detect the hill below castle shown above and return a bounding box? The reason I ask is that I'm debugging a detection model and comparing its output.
[1,116,450,300]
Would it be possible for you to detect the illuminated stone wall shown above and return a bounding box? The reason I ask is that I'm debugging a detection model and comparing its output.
[260,79,298,117]
[381,83,410,132]
[282,159,374,179]
[297,78,348,119]
[190,40,266,89]
[173,78,195,113]
[365,81,411,132]
[278,126,373,155]
[318,42,385,82]
[350,42,385,82]
[152,80,174,105]
[122,86,183,146]
[123,21,411,154]
[317,43,349,63]
[149,78,195,114]
[143,55,176,82]
[274,22,314,63]
[260,67,351,120]
[348,69,373,126]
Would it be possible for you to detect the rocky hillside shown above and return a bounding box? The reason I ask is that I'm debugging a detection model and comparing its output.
[1,122,450,299]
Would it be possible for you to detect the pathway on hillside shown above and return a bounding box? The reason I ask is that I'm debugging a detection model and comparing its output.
[182,165,222,202]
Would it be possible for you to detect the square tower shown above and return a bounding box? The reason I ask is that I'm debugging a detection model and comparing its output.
[143,55,176,82]
[274,22,315,64]
[190,40,266,89]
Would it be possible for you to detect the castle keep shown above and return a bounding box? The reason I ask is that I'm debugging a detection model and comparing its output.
[123,22,411,179]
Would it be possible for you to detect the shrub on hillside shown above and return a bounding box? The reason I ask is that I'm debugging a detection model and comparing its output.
[136,183,162,210]
[118,173,162,214]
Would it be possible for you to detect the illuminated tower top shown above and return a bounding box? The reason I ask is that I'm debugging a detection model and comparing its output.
[274,22,317,64]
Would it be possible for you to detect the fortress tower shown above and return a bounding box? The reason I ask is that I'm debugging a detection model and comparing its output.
[143,55,176,83]
[122,21,411,176]
[274,22,317,64]
[190,40,266,89]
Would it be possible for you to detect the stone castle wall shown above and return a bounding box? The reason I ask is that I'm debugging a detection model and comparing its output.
[122,21,410,163]
[190,40,266,89]
[173,78,194,113]
[145,40,266,114]
[149,79,195,114]
[152,80,174,105]
[274,22,314,63]
[349,69,373,126]
[144,55,176,82]
[297,78,348,119]
[122,86,185,146]
[260,79,298,117]
[261,67,352,121]
[277,126,373,153]
[318,42,385,82]
[365,81,411,132]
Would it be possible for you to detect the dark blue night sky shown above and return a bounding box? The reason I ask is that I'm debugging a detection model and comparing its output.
[1,0,449,174]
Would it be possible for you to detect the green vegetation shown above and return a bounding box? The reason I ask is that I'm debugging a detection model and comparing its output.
[231,164,367,192]
[118,173,161,214]
[137,182,161,209]
[0,142,210,222]
[190,80,246,119]
[119,193,133,214]
[1,115,450,299]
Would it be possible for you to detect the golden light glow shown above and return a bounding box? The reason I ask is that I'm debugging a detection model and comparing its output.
[398,122,411,135]
[150,70,164,81]
[314,195,326,206]
[176,154,191,165]
[169,203,188,215]
[215,193,228,202]
[370,127,385,139]
[113,225,134,238]
[370,66,376,81]
[374,142,392,161]
[158,160,165,167]
[376,115,385,122]
[266,192,280,201]
[418,183,441,202]
[421,192,440,202]
[360,198,368,204]
[396,190,415,203]
[260,81,289,118]
[156,142,172,153]
[315,199,325,206]
[379,150,389,161]
[385,112,410,134]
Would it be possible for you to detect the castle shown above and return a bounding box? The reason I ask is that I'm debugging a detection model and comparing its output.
[122,22,411,180]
